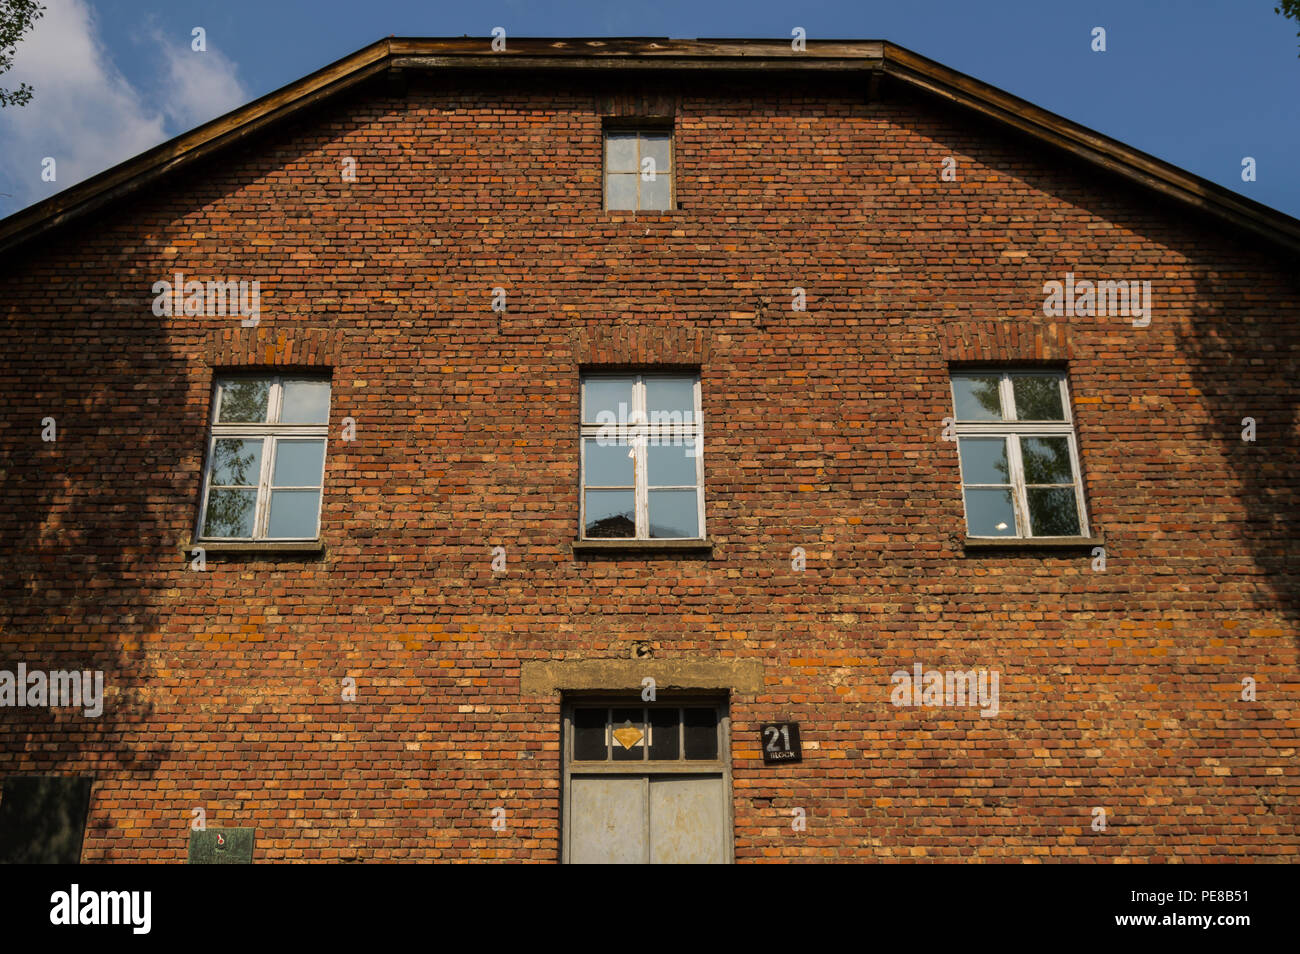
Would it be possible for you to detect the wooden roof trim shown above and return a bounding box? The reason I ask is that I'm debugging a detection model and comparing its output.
[1,37,1297,256]
[880,43,1300,253]
[0,38,393,255]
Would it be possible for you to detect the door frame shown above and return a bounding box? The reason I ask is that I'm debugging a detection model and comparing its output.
[560,692,735,864]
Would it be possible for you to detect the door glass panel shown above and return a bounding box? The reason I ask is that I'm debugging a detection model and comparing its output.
[573,708,607,761]
[649,708,680,760]
[683,708,718,760]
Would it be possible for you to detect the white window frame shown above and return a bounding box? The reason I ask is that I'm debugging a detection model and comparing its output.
[603,126,675,212]
[951,369,1090,539]
[579,372,705,540]
[197,374,330,542]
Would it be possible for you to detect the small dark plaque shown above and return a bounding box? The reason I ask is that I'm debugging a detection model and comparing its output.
[188,827,255,864]
[761,722,802,764]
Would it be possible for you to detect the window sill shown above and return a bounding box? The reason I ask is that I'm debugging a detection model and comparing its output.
[963,533,1103,551]
[185,541,324,554]
[572,538,713,555]
[601,210,679,219]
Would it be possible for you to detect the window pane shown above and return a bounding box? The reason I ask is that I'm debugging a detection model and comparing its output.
[964,488,1016,536]
[573,708,607,761]
[203,488,256,538]
[611,708,644,762]
[582,376,634,424]
[645,376,695,422]
[952,375,1003,421]
[606,173,637,209]
[217,378,270,423]
[683,708,718,760]
[210,438,263,486]
[280,380,331,424]
[584,490,635,538]
[641,134,671,173]
[583,438,634,487]
[266,489,321,538]
[648,489,699,538]
[649,708,679,760]
[1012,375,1065,420]
[648,442,697,487]
[272,439,326,487]
[1027,487,1081,537]
[605,133,637,172]
[1020,436,1074,485]
[958,437,1009,485]
[640,173,672,210]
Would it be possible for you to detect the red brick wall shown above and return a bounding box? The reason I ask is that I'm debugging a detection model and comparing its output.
[0,71,1296,861]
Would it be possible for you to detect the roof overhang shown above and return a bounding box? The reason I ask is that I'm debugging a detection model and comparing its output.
[1,37,1298,256]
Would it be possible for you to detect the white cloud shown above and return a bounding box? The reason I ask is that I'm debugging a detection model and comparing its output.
[154,28,248,130]
[0,0,248,217]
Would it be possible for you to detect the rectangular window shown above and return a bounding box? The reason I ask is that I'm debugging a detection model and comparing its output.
[604,127,673,211]
[950,370,1090,538]
[580,372,703,540]
[197,374,330,542]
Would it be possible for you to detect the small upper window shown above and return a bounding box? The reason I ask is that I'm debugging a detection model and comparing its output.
[950,370,1090,539]
[197,374,330,542]
[604,127,673,211]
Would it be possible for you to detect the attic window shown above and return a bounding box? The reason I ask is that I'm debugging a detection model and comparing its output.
[604,126,674,211]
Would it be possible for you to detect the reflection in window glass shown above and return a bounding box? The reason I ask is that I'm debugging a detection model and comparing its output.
[200,376,330,541]
[203,488,257,538]
[963,488,1016,536]
[217,378,270,423]
[584,490,635,538]
[948,371,1087,538]
[580,372,703,540]
[1028,487,1081,536]
[1012,375,1065,421]
[951,375,1002,421]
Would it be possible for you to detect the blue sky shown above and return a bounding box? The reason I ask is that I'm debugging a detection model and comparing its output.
[1,0,1297,220]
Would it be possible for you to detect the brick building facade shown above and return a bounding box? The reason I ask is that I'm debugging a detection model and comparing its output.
[0,38,1297,862]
